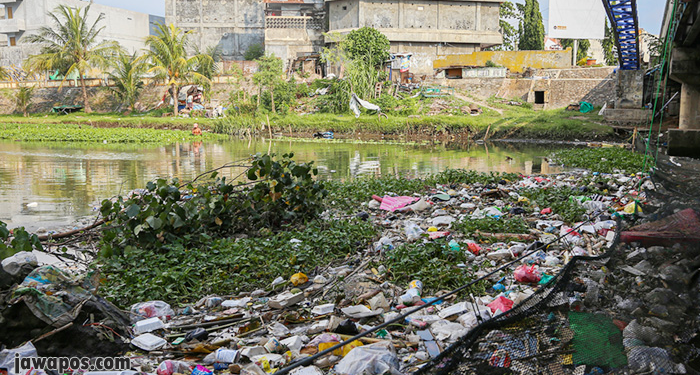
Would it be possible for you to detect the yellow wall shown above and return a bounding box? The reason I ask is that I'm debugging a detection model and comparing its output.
[433,48,573,73]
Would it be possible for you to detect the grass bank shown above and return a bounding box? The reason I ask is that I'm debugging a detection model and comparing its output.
[0,122,224,143]
[551,147,649,174]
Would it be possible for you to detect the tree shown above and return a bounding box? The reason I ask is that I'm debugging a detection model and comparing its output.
[493,1,521,51]
[244,44,264,61]
[144,23,210,117]
[603,20,618,66]
[24,4,119,113]
[108,51,147,112]
[343,27,390,67]
[253,54,284,113]
[561,39,591,62]
[195,45,222,81]
[518,0,545,51]
[14,86,35,117]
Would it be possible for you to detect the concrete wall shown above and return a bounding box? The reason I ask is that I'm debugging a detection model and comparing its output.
[165,0,265,61]
[434,49,573,73]
[438,67,616,109]
[0,0,156,66]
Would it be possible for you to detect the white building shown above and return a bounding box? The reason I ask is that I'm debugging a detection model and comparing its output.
[0,0,164,68]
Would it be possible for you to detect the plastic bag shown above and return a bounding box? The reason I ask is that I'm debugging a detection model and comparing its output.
[290,272,308,286]
[334,342,400,375]
[513,265,542,283]
[130,300,175,323]
[404,222,424,242]
[1,251,38,276]
[157,360,192,375]
[487,296,514,315]
[0,342,37,375]
[466,241,481,255]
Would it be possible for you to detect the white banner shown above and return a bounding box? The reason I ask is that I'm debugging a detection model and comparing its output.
[548,0,606,39]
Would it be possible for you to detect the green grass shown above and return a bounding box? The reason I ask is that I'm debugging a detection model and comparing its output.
[98,219,378,307]
[0,122,224,143]
[551,147,649,174]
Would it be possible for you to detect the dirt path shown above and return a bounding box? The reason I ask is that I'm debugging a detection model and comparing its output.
[453,92,504,115]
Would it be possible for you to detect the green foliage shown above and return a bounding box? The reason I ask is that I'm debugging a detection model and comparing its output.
[485,60,501,68]
[98,219,377,306]
[0,123,222,143]
[561,39,591,62]
[603,21,618,66]
[24,4,120,113]
[107,52,147,112]
[143,23,211,116]
[370,94,420,116]
[194,44,222,82]
[344,27,390,67]
[0,220,43,260]
[98,153,327,256]
[14,86,35,117]
[492,1,521,51]
[383,242,482,295]
[253,55,285,113]
[519,186,587,223]
[552,147,649,174]
[244,44,265,61]
[518,0,545,51]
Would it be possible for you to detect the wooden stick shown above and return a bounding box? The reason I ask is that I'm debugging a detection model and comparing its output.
[474,231,535,241]
[37,220,105,241]
[33,322,74,343]
[266,114,272,139]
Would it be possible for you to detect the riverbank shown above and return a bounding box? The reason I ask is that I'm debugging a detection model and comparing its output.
[0,96,619,142]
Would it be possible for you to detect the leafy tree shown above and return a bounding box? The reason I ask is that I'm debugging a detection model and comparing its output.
[24,4,119,113]
[494,1,521,51]
[253,54,284,113]
[561,39,591,62]
[14,86,35,117]
[344,27,390,66]
[144,23,211,117]
[518,0,545,51]
[195,45,222,81]
[603,20,618,66]
[244,44,265,61]
[108,52,147,112]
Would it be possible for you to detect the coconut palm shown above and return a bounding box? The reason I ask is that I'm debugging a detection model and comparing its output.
[24,4,119,113]
[143,23,211,117]
[14,86,35,117]
[108,51,147,112]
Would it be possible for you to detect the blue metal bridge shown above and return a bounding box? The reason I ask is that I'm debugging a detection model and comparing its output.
[602,0,640,70]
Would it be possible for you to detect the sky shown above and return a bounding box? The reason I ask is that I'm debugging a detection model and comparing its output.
[93,0,668,36]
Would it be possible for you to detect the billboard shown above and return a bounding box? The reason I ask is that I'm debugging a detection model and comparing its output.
[548,0,606,39]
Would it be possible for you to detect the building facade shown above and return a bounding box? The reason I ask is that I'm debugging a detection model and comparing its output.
[166,0,503,74]
[0,0,163,67]
[326,0,502,74]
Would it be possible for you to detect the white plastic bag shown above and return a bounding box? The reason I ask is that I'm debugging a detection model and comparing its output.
[1,251,38,276]
[404,222,424,242]
[130,300,174,323]
[0,342,37,375]
[334,342,401,375]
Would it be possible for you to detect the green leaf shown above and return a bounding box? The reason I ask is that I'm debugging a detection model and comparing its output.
[247,168,258,181]
[126,204,141,218]
[146,216,163,230]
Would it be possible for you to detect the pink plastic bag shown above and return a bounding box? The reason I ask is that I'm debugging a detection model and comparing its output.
[488,296,514,314]
[514,265,542,283]
[379,196,418,212]
[466,242,481,255]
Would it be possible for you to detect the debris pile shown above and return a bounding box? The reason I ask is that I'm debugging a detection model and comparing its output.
[4,169,698,374]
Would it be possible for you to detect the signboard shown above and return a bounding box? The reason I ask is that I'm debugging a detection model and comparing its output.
[548,0,606,39]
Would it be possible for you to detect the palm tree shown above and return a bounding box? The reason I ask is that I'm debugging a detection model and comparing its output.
[143,23,210,117]
[108,51,147,112]
[14,86,35,117]
[24,4,119,113]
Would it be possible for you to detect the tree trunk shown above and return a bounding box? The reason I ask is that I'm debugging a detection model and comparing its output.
[172,83,178,117]
[271,87,275,113]
[79,71,92,113]
[257,87,261,107]
[23,108,27,117]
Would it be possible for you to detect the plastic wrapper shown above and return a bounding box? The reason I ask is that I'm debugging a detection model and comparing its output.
[290,272,308,286]
[130,300,175,323]
[334,342,401,375]
[157,360,192,375]
[0,342,37,375]
[513,265,542,283]
[404,222,424,241]
[487,296,514,315]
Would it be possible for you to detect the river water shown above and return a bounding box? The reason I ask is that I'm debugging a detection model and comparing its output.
[0,138,568,231]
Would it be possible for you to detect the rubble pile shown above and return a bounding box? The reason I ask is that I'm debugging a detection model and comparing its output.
[3,169,698,375]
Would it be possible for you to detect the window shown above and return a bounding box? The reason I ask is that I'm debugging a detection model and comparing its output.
[534,91,545,104]
[9,36,16,46]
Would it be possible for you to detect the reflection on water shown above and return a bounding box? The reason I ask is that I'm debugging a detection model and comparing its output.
[0,138,567,230]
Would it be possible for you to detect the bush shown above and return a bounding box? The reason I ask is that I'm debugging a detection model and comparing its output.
[98,153,327,256]
[0,221,43,260]
[244,44,264,61]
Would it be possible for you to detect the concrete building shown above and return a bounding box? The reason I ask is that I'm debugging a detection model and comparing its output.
[165,0,266,61]
[326,0,502,74]
[0,0,164,67]
[264,0,325,69]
